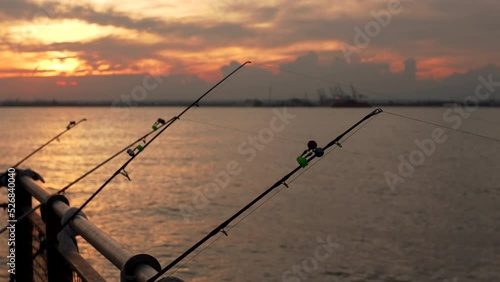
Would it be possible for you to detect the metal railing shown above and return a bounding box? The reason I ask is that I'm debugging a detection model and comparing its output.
[15,176,165,282]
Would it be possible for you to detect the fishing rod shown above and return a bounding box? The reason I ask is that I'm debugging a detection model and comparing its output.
[0,117,176,234]
[11,119,87,168]
[147,107,383,282]
[59,61,252,231]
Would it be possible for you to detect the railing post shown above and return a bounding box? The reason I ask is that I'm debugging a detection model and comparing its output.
[15,176,33,282]
[42,194,73,281]
[19,177,166,281]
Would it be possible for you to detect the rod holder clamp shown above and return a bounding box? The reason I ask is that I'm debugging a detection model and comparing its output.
[58,207,87,253]
[120,254,162,282]
[41,194,70,224]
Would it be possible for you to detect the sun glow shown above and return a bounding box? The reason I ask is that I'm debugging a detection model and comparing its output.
[417,57,467,80]
[36,57,81,74]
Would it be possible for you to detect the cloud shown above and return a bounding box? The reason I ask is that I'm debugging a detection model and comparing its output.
[1,0,499,97]
[22,36,164,68]
[0,0,45,19]
[1,52,498,103]
[4,0,500,52]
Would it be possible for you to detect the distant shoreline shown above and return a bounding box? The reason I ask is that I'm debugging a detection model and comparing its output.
[1,101,499,108]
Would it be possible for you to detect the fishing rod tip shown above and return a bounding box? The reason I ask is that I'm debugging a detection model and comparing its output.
[245,61,252,64]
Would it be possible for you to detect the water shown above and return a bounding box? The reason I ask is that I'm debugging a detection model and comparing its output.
[0,107,499,282]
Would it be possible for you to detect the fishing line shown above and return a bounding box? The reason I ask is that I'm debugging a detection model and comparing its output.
[466,114,500,127]
[153,103,498,279]
[182,118,303,144]
[158,113,379,280]
[166,233,225,278]
[0,116,177,234]
[250,60,500,126]
[384,111,500,144]
[82,62,249,183]
[250,61,403,101]
[1,60,250,233]
[103,69,246,183]
[289,115,378,184]
[148,108,383,282]
[162,116,381,279]
[116,116,192,179]
[222,116,378,237]
[60,117,177,193]
[59,61,252,231]
[11,119,87,168]
[117,62,250,178]
[182,117,394,163]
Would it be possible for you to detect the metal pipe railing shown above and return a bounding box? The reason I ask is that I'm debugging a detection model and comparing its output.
[20,176,161,282]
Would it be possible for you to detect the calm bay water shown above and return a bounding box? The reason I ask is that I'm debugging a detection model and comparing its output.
[0,107,499,282]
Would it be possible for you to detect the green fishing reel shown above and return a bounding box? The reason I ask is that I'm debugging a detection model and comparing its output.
[66,121,76,130]
[152,118,167,131]
[296,156,308,167]
[296,140,324,167]
[127,144,144,157]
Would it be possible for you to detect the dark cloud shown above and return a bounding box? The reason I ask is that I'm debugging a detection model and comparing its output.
[67,5,255,40]
[1,0,500,102]
[1,0,255,44]
[1,52,498,103]
[18,36,170,73]
[3,0,500,61]
[0,0,44,19]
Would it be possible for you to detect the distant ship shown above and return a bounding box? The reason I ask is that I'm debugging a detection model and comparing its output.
[331,84,371,108]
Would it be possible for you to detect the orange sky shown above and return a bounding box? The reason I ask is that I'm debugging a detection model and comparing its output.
[0,0,499,98]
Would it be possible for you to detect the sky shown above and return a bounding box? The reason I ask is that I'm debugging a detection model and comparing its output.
[0,0,499,101]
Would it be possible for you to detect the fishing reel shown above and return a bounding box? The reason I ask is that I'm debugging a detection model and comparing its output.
[296,140,324,167]
[127,144,144,157]
[66,121,76,130]
[127,118,166,157]
[127,145,144,157]
[152,118,167,131]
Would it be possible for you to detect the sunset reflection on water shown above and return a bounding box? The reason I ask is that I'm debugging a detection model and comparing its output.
[1,107,500,281]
